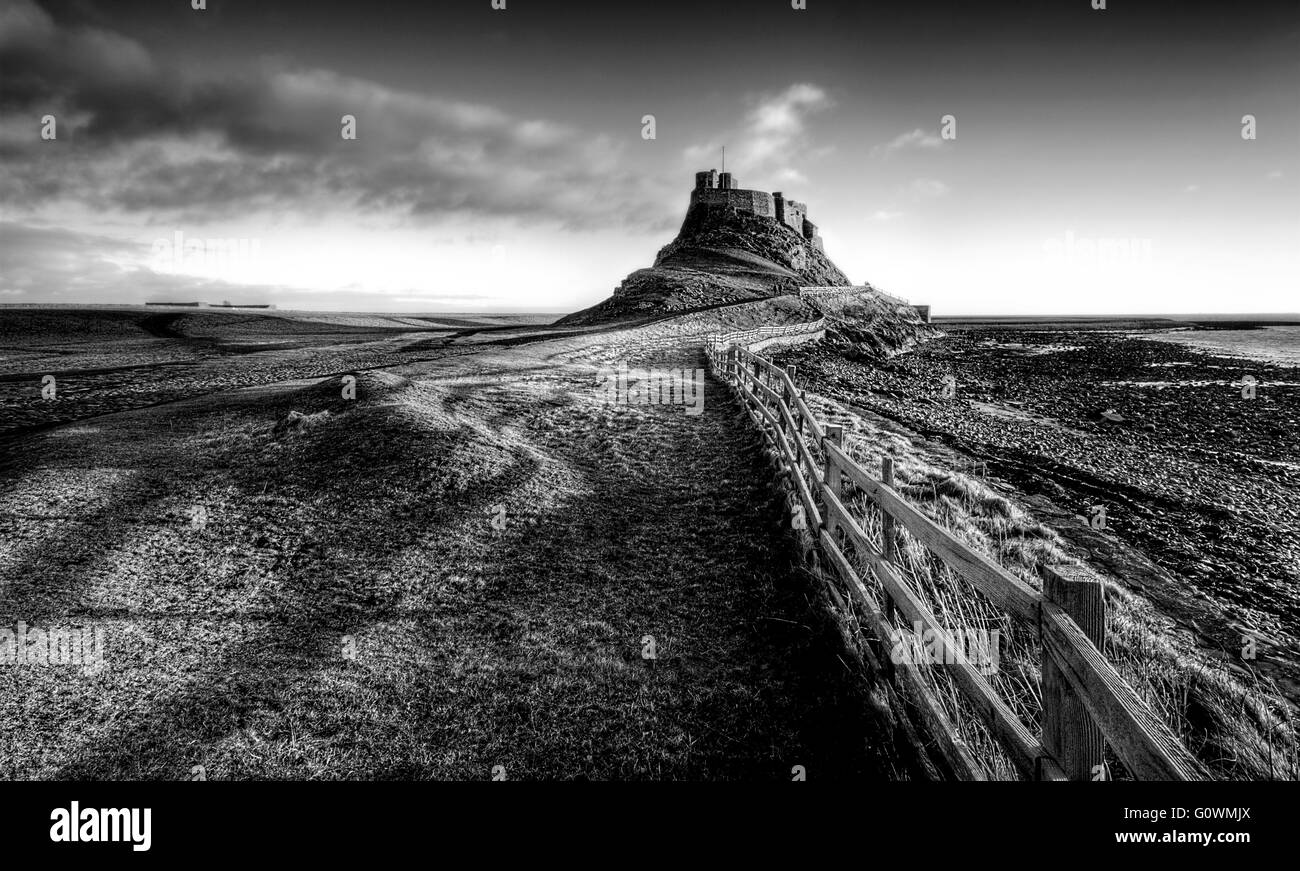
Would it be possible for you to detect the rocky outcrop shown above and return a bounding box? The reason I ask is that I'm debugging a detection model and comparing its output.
[659,286,938,361]
[559,203,852,326]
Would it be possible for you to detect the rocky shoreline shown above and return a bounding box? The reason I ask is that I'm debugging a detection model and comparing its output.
[774,321,1300,701]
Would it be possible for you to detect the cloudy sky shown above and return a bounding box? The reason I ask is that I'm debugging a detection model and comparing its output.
[1,0,1296,315]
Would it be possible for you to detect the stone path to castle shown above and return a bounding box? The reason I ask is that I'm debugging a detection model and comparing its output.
[0,326,915,780]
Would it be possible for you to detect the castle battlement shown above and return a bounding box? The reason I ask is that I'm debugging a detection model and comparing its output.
[689,169,822,250]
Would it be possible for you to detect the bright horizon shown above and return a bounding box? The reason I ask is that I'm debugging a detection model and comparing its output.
[2,0,1296,317]
[6,304,1300,320]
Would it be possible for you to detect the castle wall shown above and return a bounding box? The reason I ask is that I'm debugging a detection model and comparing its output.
[801,217,822,250]
[774,193,807,235]
[786,204,806,234]
[689,187,775,218]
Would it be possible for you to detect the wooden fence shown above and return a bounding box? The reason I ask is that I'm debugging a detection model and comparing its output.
[702,318,826,349]
[704,324,1203,781]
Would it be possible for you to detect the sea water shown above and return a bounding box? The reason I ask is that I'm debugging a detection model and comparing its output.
[1143,325,1300,367]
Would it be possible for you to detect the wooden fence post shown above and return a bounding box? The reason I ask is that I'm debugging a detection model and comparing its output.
[784,366,799,433]
[822,424,843,535]
[1040,564,1106,780]
[775,380,787,439]
[880,456,897,563]
[880,456,900,627]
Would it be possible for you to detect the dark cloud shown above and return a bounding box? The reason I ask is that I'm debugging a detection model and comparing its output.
[0,0,674,230]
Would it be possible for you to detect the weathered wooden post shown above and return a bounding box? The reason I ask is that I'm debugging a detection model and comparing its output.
[774,373,787,440]
[1040,564,1106,780]
[785,366,801,434]
[880,456,900,627]
[785,366,795,436]
[822,424,843,536]
[880,456,897,563]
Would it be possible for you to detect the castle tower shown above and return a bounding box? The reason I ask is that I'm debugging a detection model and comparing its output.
[694,169,718,190]
[802,217,823,251]
[773,192,807,235]
[687,168,774,218]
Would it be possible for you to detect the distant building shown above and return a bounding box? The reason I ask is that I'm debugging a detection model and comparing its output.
[689,169,823,251]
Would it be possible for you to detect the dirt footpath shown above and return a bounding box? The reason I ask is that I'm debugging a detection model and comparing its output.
[0,326,915,780]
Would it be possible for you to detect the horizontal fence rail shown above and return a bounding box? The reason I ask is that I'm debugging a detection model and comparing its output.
[705,318,826,350]
[704,326,1203,782]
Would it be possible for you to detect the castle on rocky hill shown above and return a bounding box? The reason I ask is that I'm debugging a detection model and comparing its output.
[689,168,823,251]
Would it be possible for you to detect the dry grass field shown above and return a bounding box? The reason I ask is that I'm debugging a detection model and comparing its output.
[0,308,916,780]
[6,304,1289,782]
